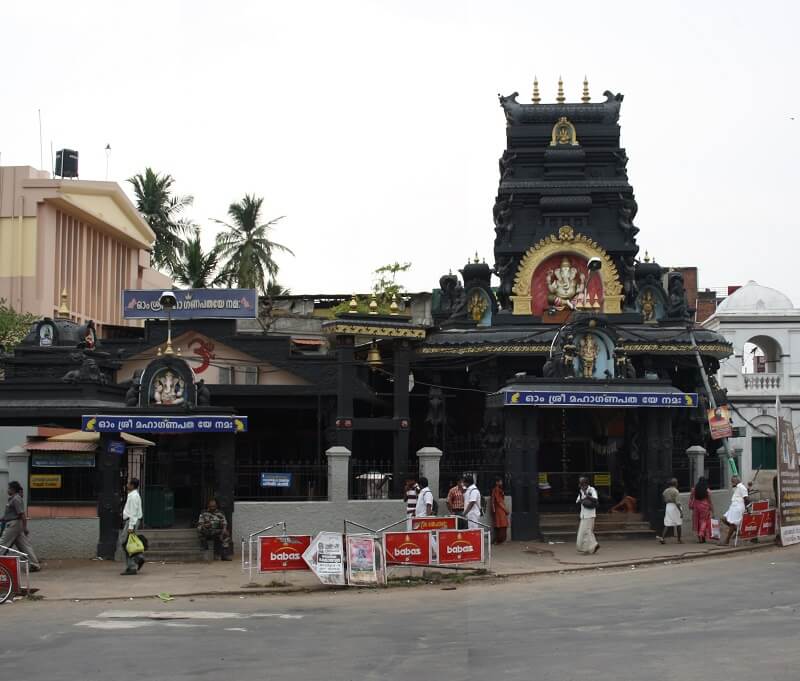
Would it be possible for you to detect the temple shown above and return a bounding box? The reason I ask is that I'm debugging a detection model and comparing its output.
[0,79,733,555]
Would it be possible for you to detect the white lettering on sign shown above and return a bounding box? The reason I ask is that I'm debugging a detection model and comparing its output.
[393,547,422,556]
[446,544,474,554]
[270,551,301,562]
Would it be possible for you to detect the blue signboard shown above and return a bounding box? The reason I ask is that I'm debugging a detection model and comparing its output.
[504,390,698,408]
[122,289,258,319]
[108,440,126,455]
[31,453,96,468]
[260,472,293,488]
[82,415,248,434]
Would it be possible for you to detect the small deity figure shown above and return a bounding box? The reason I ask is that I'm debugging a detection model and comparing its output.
[640,289,656,322]
[579,334,599,379]
[547,257,586,310]
[468,290,489,322]
[153,370,185,405]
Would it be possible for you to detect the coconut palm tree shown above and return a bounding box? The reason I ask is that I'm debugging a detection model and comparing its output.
[170,227,227,289]
[213,194,293,294]
[128,168,192,271]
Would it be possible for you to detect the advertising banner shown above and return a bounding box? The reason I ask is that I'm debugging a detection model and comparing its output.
[708,406,733,440]
[0,556,21,596]
[759,510,777,537]
[437,529,484,564]
[384,531,431,565]
[504,390,697,408]
[751,500,770,512]
[411,516,458,531]
[346,535,379,586]
[777,416,800,546]
[739,513,763,541]
[122,288,257,319]
[258,535,311,572]
[82,414,248,434]
[303,532,346,585]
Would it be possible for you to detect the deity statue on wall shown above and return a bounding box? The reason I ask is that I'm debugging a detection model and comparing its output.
[152,370,186,405]
[640,289,656,322]
[579,334,599,378]
[547,257,586,310]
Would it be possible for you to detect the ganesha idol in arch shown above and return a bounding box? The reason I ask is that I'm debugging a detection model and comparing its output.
[546,256,586,310]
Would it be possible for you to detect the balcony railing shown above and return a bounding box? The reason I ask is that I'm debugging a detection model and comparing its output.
[742,373,781,391]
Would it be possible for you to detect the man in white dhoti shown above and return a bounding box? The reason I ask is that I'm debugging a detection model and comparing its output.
[576,477,599,554]
[720,475,750,546]
[657,478,683,544]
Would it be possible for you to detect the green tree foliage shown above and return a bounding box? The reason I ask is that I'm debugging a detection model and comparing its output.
[0,299,37,353]
[128,168,192,271]
[372,262,411,305]
[213,194,293,294]
[170,227,227,289]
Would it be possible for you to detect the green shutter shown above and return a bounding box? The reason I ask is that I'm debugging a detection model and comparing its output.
[752,437,777,469]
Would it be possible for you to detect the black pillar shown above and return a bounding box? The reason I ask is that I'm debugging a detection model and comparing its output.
[335,335,355,450]
[504,407,541,541]
[214,434,236,530]
[393,341,410,497]
[96,433,122,560]
[642,408,674,528]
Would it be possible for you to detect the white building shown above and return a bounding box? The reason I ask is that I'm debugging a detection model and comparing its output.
[702,281,800,495]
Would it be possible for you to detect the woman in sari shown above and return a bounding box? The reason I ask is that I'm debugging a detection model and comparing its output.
[491,478,509,544]
[689,476,714,543]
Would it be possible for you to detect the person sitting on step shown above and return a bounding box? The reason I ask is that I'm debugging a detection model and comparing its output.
[197,498,232,560]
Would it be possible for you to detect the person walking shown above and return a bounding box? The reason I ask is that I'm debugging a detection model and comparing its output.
[0,481,41,572]
[720,475,750,546]
[658,478,683,544]
[576,476,599,554]
[415,477,434,518]
[120,478,143,576]
[490,477,509,544]
[688,476,714,543]
[404,479,419,530]
[463,475,482,529]
[197,498,232,560]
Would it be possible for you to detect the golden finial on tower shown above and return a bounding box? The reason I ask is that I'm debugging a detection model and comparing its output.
[532,76,541,104]
[473,251,480,264]
[368,293,379,315]
[582,76,590,103]
[557,76,565,103]
[390,293,399,316]
[348,293,359,314]
[57,288,70,318]
[644,250,651,263]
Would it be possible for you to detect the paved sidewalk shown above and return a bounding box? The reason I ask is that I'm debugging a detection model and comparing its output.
[16,537,782,602]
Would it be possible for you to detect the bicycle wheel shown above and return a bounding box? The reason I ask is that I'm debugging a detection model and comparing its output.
[0,564,13,604]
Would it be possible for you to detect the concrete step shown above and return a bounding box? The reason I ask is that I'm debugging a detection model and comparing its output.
[143,548,212,563]
[543,529,657,542]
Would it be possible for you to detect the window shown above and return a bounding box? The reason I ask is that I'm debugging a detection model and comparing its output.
[242,366,258,385]
[752,437,777,469]
[218,367,232,384]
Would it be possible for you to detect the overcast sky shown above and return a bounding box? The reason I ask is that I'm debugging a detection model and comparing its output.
[3,1,799,303]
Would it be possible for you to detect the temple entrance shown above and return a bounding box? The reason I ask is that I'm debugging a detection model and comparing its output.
[140,435,216,528]
[537,408,630,511]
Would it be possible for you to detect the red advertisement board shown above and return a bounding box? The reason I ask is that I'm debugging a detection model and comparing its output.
[411,516,458,531]
[759,510,776,537]
[384,531,431,565]
[739,513,763,540]
[259,535,312,572]
[0,556,21,595]
[751,500,769,512]
[437,529,484,564]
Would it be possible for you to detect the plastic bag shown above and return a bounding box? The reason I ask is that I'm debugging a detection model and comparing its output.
[126,532,145,555]
[710,518,720,540]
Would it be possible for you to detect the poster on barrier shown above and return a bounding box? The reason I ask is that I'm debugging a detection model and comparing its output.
[437,529,484,564]
[411,516,458,531]
[346,535,379,586]
[303,532,346,585]
[0,556,21,595]
[759,509,777,537]
[259,535,312,572]
[384,531,431,565]
[739,513,763,541]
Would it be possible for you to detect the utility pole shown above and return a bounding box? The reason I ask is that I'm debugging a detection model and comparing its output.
[689,327,738,477]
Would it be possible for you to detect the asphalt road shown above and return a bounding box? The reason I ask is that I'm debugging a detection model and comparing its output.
[3,548,798,681]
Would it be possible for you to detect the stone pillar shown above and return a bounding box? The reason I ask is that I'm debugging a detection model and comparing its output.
[416,447,442,498]
[97,434,122,560]
[504,407,541,541]
[393,342,411,497]
[214,434,236,529]
[5,446,29,492]
[326,445,351,502]
[685,445,707,486]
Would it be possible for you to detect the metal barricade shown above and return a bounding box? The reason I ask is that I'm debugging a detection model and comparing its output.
[0,544,31,603]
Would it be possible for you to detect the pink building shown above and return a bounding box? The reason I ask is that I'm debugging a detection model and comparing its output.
[0,165,171,333]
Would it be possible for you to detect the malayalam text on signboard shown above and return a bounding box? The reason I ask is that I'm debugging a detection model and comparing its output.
[30,474,62,489]
[260,473,292,488]
[504,390,698,408]
[777,417,800,546]
[122,289,258,319]
[411,517,458,531]
[82,415,248,434]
